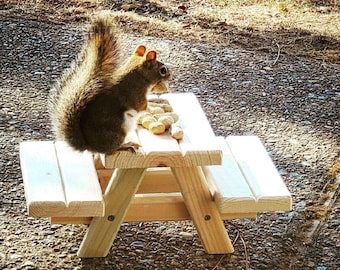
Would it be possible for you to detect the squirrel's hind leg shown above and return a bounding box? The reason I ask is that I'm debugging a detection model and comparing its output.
[118,110,141,153]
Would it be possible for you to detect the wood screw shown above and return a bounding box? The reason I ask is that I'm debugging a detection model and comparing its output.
[107,215,115,222]
[204,215,211,221]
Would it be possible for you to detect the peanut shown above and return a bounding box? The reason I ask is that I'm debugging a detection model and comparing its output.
[149,121,166,135]
[138,98,183,139]
[170,123,184,140]
[157,115,174,129]
[142,116,156,129]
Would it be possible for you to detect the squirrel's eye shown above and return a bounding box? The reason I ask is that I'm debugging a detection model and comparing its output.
[159,66,167,76]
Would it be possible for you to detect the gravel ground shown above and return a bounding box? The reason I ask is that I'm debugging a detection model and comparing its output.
[0,10,339,270]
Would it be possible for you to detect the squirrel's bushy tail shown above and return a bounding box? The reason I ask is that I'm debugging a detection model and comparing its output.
[49,15,121,151]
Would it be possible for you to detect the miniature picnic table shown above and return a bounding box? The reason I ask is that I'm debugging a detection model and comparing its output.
[20,93,292,258]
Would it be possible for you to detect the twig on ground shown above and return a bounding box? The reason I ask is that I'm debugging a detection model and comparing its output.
[211,229,241,270]
[233,226,250,270]
[239,232,250,269]
[212,225,250,270]
[233,229,240,245]
[273,43,281,65]
[212,254,226,270]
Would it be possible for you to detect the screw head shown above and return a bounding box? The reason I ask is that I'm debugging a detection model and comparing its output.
[204,215,211,221]
[107,215,115,222]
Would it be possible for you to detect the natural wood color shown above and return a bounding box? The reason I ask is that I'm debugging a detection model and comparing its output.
[51,211,257,224]
[20,141,66,217]
[125,192,189,221]
[93,154,105,169]
[51,217,91,224]
[203,137,257,213]
[138,168,180,193]
[97,167,180,193]
[171,166,234,254]
[136,128,185,166]
[78,168,146,257]
[102,127,185,168]
[226,136,292,212]
[54,142,104,217]
[164,93,222,166]
[20,141,104,218]
[96,168,113,192]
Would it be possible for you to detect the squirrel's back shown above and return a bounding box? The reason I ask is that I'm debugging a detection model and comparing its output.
[49,15,121,151]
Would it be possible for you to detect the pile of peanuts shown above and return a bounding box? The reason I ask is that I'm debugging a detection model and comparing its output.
[137,99,184,140]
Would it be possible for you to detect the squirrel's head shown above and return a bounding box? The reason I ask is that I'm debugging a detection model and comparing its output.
[124,45,171,94]
[142,50,171,94]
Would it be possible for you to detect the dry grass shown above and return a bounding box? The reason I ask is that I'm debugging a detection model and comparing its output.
[193,1,339,37]
[1,0,339,61]
[116,0,340,61]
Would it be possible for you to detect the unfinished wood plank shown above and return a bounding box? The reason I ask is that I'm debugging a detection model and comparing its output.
[51,217,92,224]
[19,141,66,217]
[54,142,104,217]
[136,127,185,166]
[51,193,188,224]
[203,137,257,213]
[78,168,146,257]
[138,168,180,193]
[51,203,258,224]
[96,169,113,192]
[101,146,146,169]
[97,167,180,194]
[172,166,234,254]
[163,93,222,166]
[51,211,258,224]
[125,192,189,221]
[103,127,184,168]
[226,136,292,212]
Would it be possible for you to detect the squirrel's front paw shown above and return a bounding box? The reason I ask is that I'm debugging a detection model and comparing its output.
[119,141,141,153]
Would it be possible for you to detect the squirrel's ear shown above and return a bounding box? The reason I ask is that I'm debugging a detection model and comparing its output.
[135,45,146,56]
[145,50,157,61]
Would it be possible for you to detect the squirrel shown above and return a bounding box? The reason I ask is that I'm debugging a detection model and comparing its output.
[48,15,171,154]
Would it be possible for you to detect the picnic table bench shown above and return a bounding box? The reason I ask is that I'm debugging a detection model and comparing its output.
[20,93,292,257]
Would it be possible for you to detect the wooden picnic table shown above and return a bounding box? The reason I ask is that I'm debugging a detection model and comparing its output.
[20,93,292,258]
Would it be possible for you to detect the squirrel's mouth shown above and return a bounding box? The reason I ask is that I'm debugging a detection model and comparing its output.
[150,80,170,94]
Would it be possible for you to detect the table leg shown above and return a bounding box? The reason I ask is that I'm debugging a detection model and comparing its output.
[171,167,234,254]
[78,168,146,257]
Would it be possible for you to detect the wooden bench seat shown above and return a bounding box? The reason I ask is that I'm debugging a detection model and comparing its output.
[204,136,291,214]
[20,141,104,217]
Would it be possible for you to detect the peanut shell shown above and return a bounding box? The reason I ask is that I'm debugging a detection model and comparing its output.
[157,115,174,129]
[170,123,184,140]
[142,116,156,129]
[149,121,166,135]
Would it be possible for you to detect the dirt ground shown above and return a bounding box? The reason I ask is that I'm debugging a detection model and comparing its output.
[0,1,339,269]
